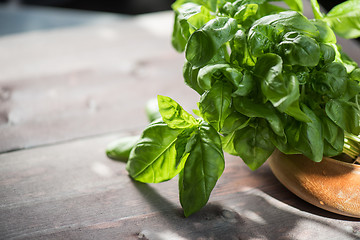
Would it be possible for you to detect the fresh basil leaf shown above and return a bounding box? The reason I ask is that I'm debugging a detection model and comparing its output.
[250,11,319,39]
[106,136,140,162]
[172,11,189,52]
[221,111,250,135]
[183,60,204,95]
[233,97,285,137]
[179,121,224,217]
[158,95,198,129]
[230,29,256,66]
[319,43,336,64]
[283,0,303,12]
[232,70,255,97]
[311,19,336,44]
[326,99,360,135]
[199,81,233,131]
[221,132,238,156]
[286,104,324,162]
[175,128,196,168]
[126,120,185,183]
[234,3,259,23]
[321,116,344,156]
[172,2,215,52]
[310,0,324,19]
[185,17,238,67]
[233,122,275,170]
[254,53,310,121]
[278,31,320,67]
[311,62,347,99]
[248,24,278,56]
[323,0,360,39]
[197,63,243,91]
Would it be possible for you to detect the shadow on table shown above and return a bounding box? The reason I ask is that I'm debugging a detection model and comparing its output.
[131,179,358,240]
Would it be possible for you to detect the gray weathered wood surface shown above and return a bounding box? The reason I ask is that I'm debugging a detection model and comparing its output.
[1,7,360,240]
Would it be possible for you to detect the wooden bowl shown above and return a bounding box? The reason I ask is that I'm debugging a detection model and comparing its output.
[268,149,360,218]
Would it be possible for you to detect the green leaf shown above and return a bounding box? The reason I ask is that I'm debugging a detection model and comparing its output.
[234,4,259,22]
[321,116,344,156]
[310,0,324,19]
[250,11,319,39]
[179,121,224,217]
[230,29,256,66]
[286,104,324,162]
[221,111,250,135]
[319,43,336,64]
[183,60,204,95]
[171,2,214,52]
[283,0,303,12]
[185,17,238,67]
[126,120,185,183]
[199,81,233,131]
[254,53,310,121]
[233,122,275,170]
[323,0,360,39]
[248,24,278,56]
[106,136,140,162]
[158,95,197,129]
[278,32,320,67]
[197,63,242,91]
[233,97,285,137]
[311,19,336,44]
[311,62,347,99]
[232,70,255,97]
[326,99,360,135]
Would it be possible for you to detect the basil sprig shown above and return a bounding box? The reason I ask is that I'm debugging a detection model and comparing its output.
[109,0,360,216]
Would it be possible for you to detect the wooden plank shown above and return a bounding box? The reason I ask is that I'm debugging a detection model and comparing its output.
[1,134,359,239]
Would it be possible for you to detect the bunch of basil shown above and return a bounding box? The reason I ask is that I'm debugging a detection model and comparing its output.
[108,0,360,217]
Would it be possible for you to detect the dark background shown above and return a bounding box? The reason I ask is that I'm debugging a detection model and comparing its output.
[0,0,345,15]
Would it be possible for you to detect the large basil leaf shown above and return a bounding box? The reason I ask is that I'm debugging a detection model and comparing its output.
[199,81,233,131]
[185,17,238,67]
[321,116,344,156]
[326,99,360,135]
[183,60,204,95]
[233,122,275,170]
[311,62,347,99]
[172,2,215,52]
[158,95,197,129]
[254,53,310,122]
[278,32,320,67]
[197,63,243,90]
[126,120,185,183]
[323,0,360,39]
[311,19,336,44]
[248,24,279,56]
[179,121,224,217]
[231,30,256,66]
[250,11,319,39]
[286,104,323,162]
[233,97,285,137]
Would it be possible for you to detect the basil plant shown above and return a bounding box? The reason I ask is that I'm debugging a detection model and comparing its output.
[107,0,360,217]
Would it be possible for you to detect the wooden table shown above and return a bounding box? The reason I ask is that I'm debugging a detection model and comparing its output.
[1,7,360,240]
